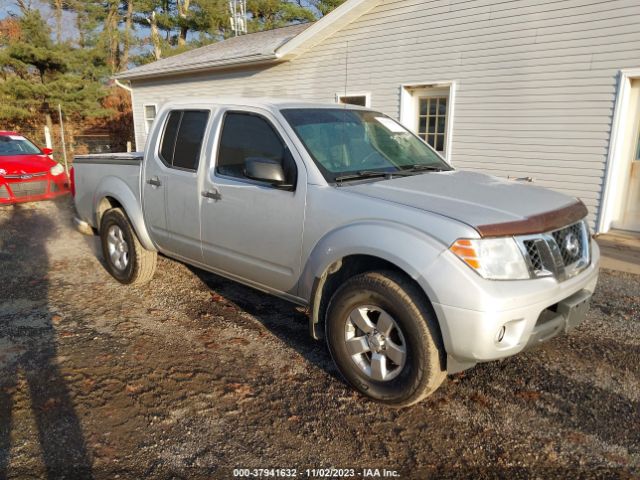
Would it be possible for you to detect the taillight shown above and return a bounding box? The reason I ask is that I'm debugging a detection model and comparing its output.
[70,167,75,197]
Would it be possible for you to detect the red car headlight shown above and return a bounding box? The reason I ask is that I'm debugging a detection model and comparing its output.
[50,163,65,176]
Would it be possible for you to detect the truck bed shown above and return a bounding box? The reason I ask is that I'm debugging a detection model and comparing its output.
[73,153,144,229]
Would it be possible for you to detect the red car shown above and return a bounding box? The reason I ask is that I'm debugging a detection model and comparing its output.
[0,131,70,205]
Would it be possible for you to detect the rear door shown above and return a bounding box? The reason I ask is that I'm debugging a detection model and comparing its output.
[200,108,307,294]
[142,109,211,262]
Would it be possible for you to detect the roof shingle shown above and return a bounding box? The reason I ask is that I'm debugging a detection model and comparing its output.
[117,23,313,81]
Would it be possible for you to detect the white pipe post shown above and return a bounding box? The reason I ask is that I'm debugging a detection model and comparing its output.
[44,125,53,150]
[57,104,69,176]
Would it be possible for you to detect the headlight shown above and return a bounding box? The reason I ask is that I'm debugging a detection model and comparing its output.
[450,237,530,280]
[50,163,64,176]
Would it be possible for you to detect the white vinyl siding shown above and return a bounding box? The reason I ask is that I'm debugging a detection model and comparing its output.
[130,0,640,228]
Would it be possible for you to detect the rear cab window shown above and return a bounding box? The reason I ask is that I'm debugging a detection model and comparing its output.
[158,110,210,172]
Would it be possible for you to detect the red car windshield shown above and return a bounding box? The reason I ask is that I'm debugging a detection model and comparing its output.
[0,135,42,156]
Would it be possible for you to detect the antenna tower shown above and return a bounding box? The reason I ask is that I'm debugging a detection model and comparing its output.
[229,0,247,36]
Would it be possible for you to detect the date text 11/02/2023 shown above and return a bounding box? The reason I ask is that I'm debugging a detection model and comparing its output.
[232,468,401,478]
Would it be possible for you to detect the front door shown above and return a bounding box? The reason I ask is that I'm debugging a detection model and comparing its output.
[200,109,306,294]
[142,109,211,261]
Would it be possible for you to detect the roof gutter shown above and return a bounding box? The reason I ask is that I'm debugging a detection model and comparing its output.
[115,54,279,81]
[113,78,133,92]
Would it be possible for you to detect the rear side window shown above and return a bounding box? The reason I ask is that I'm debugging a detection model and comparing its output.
[158,110,209,171]
[217,112,289,180]
[159,112,181,164]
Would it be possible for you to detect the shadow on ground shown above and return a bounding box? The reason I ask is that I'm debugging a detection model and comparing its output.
[186,264,343,383]
[0,202,93,479]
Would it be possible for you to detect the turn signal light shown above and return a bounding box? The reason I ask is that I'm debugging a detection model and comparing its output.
[450,239,481,269]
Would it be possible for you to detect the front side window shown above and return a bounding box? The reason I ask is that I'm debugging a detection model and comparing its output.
[0,135,42,156]
[158,110,209,171]
[281,108,450,183]
[217,112,296,185]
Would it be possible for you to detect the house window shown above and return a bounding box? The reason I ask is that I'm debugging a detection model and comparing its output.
[337,93,371,107]
[144,104,157,133]
[417,96,448,154]
[400,82,455,160]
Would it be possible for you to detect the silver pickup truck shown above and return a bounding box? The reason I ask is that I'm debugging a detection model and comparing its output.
[73,98,599,406]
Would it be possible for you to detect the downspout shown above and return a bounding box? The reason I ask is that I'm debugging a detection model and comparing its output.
[114,79,133,93]
[113,79,137,151]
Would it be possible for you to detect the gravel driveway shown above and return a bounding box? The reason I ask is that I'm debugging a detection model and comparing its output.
[0,199,638,479]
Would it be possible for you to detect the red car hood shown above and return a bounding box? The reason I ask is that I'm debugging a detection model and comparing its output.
[0,154,55,175]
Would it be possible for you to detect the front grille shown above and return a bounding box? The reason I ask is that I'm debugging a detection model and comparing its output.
[552,222,585,266]
[9,180,48,197]
[517,220,590,281]
[0,185,9,199]
[523,240,544,271]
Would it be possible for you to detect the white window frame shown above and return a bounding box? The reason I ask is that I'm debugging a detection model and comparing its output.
[143,103,158,134]
[599,68,640,233]
[335,92,372,108]
[400,81,456,163]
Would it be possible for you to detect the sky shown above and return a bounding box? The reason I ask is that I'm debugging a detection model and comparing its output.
[0,0,153,44]
[1,0,79,42]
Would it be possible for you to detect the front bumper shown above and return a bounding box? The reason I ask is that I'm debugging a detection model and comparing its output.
[427,240,600,373]
[0,173,70,205]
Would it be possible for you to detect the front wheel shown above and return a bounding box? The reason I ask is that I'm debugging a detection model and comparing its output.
[326,271,446,407]
[100,208,157,285]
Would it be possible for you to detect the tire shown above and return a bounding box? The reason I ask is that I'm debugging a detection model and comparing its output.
[100,208,157,285]
[325,270,446,407]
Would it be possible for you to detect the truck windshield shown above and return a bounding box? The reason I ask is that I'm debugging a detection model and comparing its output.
[281,108,451,183]
[0,135,42,156]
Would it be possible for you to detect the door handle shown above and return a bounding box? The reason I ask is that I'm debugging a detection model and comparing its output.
[202,188,221,200]
[146,176,162,187]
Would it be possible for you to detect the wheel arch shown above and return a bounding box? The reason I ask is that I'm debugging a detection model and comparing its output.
[302,221,446,340]
[94,176,156,251]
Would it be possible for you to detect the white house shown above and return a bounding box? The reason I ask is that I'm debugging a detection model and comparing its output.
[116,0,640,234]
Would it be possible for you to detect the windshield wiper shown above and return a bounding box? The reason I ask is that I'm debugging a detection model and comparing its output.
[335,170,413,184]
[402,164,449,173]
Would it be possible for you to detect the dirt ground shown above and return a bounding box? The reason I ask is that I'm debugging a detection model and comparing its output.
[0,198,638,479]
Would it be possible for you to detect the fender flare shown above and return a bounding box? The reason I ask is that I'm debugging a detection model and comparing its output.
[299,221,447,337]
[94,176,156,251]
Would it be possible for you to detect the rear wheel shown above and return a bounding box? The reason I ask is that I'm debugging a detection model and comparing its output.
[100,208,156,285]
[326,271,446,407]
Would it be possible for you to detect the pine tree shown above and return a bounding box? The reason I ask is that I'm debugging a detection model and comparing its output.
[247,0,315,31]
[314,0,346,16]
[0,7,108,123]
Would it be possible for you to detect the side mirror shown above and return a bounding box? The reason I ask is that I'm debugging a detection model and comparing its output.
[41,147,53,155]
[244,157,292,189]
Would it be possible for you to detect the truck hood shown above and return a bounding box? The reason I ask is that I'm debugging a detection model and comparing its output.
[342,170,586,236]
